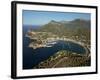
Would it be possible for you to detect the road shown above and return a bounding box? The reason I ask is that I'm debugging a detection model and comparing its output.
[52,57,68,68]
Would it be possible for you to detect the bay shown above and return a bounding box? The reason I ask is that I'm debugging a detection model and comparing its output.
[23,25,86,69]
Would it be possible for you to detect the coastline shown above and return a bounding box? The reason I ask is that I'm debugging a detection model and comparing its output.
[25,30,90,68]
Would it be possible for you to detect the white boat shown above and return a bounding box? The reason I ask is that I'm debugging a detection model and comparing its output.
[47,41,57,45]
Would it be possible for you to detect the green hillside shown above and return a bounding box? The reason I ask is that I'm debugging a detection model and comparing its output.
[36,19,90,43]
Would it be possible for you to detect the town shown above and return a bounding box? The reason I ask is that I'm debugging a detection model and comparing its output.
[26,30,90,50]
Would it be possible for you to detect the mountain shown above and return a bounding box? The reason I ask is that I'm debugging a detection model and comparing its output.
[40,19,90,30]
[68,19,90,29]
[33,19,90,40]
[38,20,67,36]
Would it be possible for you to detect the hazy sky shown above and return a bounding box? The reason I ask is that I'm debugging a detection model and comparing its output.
[23,10,90,25]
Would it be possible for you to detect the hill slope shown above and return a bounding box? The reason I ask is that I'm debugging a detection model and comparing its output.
[37,19,90,40]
